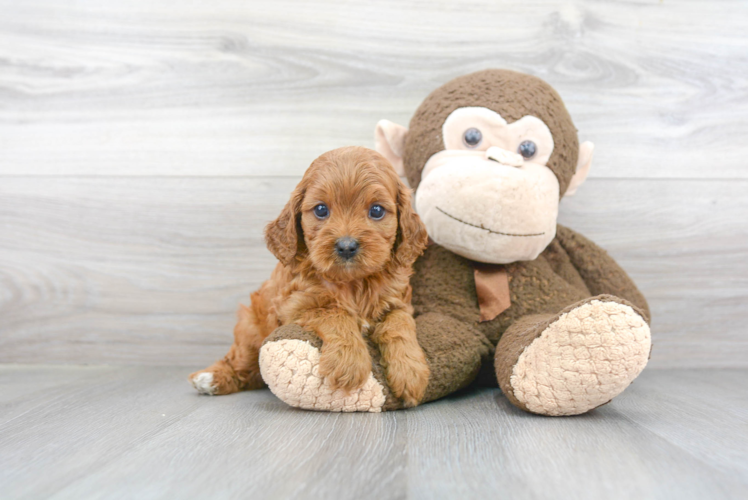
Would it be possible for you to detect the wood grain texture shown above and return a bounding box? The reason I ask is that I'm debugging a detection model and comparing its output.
[0,0,746,178]
[1,177,746,368]
[0,366,746,499]
[0,0,746,368]
[405,376,748,499]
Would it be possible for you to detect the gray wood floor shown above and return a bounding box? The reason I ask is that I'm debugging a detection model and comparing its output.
[1,366,746,500]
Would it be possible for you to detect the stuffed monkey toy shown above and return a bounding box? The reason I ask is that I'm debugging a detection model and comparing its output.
[258,69,652,415]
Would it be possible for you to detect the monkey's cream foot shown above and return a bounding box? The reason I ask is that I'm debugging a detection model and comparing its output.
[495,296,651,416]
[259,325,396,412]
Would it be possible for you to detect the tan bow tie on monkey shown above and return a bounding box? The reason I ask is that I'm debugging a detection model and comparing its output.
[259,69,652,416]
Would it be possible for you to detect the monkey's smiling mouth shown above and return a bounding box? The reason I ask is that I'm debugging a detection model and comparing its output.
[435,207,545,237]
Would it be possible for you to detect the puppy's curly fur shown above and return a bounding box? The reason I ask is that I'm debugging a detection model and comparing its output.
[190,146,430,406]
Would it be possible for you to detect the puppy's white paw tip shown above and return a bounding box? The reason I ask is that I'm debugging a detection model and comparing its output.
[191,372,216,395]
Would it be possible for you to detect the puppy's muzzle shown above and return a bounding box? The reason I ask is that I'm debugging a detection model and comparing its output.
[335,237,359,261]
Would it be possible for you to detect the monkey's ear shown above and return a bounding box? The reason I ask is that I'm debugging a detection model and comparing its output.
[565,141,594,197]
[264,184,306,267]
[375,120,408,177]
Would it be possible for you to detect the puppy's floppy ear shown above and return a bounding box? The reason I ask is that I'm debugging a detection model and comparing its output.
[265,183,306,267]
[393,181,429,268]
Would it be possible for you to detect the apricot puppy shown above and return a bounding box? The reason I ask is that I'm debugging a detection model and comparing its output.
[189,146,430,406]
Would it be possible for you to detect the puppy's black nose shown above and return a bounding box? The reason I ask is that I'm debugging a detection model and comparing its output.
[335,237,359,260]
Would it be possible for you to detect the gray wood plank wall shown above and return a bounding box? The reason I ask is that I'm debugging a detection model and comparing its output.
[1,0,746,368]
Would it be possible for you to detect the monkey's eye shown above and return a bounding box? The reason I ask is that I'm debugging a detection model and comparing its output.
[518,140,537,159]
[369,204,385,220]
[463,128,483,148]
[313,204,329,219]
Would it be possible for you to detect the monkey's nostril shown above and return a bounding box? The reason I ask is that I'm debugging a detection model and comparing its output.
[335,237,359,260]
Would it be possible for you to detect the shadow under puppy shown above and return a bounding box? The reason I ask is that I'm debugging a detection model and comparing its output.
[190,146,431,406]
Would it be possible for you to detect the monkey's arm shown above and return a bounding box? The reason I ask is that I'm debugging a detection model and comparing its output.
[413,312,491,402]
[408,244,493,401]
[555,225,651,322]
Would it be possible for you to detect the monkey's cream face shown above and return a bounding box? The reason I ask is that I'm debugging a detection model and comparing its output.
[415,107,560,264]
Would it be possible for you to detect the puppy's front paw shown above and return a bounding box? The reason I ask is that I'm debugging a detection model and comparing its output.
[385,352,430,407]
[318,342,372,392]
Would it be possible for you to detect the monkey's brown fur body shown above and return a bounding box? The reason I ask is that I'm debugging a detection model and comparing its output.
[408,227,650,411]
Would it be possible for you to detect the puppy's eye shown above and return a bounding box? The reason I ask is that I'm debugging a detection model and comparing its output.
[463,128,482,148]
[369,204,385,220]
[518,140,537,159]
[313,204,329,219]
